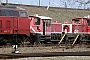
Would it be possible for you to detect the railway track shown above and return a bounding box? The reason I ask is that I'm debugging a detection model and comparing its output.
[0,42,58,48]
[0,51,90,59]
[0,42,90,49]
[0,43,90,59]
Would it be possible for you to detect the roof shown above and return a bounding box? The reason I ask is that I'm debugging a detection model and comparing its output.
[72,17,90,20]
[0,5,25,10]
[35,15,52,19]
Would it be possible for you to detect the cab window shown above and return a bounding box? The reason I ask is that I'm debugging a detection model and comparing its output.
[5,10,9,16]
[43,19,51,26]
[73,19,80,24]
[0,10,19,17]
[20,11,28,17]
[34,18,40,25]
[87,20,90,26]
[9,10,19,16]
[0,10,5,16]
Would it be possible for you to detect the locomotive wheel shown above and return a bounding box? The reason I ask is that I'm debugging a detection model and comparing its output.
[0,37,7,45]
[37,42,42,46]
[33,42,37,47]
[33,42,41,47]
[29,37,34,45]
[21,36,30,44]
[65,36,69,44]
[52,42,58,44]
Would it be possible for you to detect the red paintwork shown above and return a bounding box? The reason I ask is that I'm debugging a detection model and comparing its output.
[18,11,30,36]
[0,10,30,36]
[48,17,90,34]
[64,21,71,24]
[51,22,62,32]
[62,18,90,34]
[29,15,51,36]
[29,16,43,33]
[18,17,30,36]
[72,18,89,33]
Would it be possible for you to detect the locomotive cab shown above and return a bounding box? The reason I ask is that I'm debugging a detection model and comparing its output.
[72,18,90,33]
[61,18,90,45]
[30,15,51,35]
[86,19,90,32]
[72,19,81,24]
[29,15,52,43]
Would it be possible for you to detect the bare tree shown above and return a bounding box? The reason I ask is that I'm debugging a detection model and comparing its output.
[75,0,90,9]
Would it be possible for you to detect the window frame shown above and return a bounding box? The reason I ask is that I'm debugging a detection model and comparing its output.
[19,11,28,18]
[86,20,90,26]
[34,17,40,25]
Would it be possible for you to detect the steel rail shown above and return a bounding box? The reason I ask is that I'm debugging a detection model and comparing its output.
[0,51,90,59]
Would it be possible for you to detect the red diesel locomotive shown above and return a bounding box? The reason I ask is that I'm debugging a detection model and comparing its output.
[0,5,56,45]
[60,17,90,45]
[29,15,52,44]
[29,14,90,45]
[1,5,90,45]
[0,5,30,45]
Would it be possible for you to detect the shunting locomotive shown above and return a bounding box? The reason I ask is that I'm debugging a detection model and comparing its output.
[1,4,90,46]
[0,5,30,45]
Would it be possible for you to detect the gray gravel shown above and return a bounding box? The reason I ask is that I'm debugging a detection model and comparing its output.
[0,46,90,60]
[0,46,90,54]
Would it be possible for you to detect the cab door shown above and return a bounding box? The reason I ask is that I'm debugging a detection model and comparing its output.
[86,19,90,32]
[18,11,30,36]
[43,19,51,35]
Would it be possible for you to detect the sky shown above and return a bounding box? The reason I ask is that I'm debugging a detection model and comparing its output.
[2,0,90,9]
